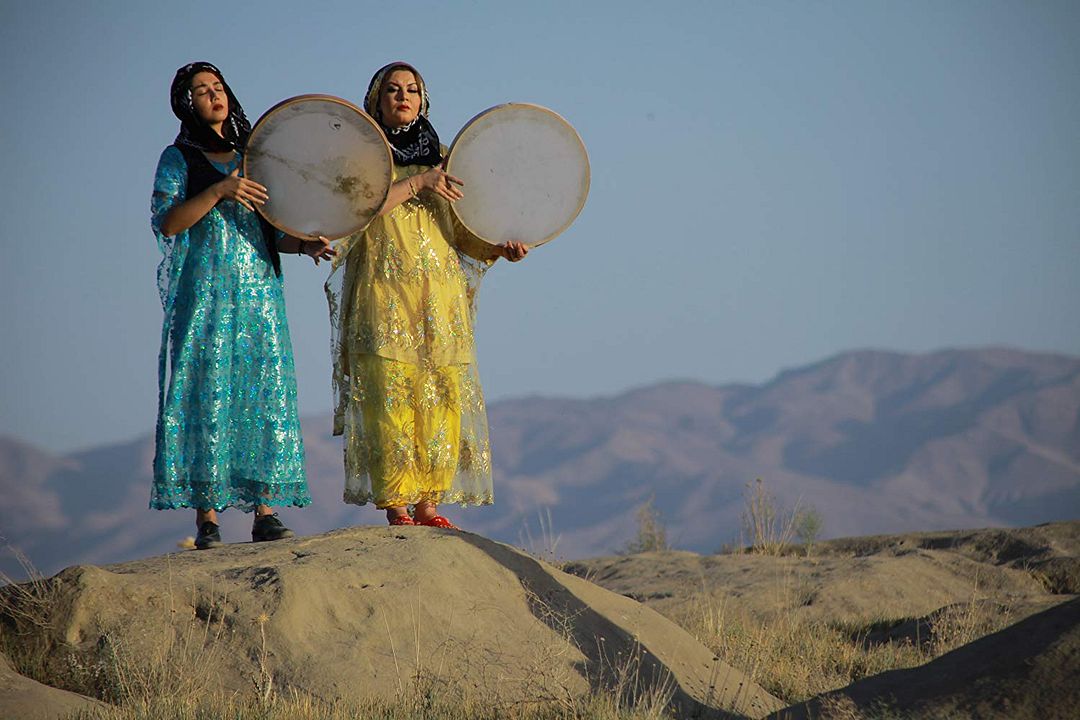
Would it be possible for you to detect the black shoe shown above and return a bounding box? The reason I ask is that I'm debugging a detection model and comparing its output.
[252,513,294,542]
[195,521,223,550]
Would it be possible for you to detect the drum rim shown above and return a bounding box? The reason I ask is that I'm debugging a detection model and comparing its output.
[243,94,393,241]
[446,102,590,248]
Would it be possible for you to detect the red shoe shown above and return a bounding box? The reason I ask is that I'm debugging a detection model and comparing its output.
[418,515,459,530]
[388,515,416,526]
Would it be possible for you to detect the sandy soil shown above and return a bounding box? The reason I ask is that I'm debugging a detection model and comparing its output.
[0,527,783,719]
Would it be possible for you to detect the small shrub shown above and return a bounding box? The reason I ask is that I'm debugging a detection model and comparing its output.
[741,478,799,556]
[0,542,63,686]
[794,506,824,556]
[623,498,668,554]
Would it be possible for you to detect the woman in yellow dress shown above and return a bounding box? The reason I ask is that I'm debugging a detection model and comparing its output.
[327,62,528,528]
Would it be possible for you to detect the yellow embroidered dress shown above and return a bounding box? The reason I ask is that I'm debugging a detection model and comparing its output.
[327,163,498,509]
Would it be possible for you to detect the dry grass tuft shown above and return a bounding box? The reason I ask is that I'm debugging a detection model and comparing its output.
[663,570,1015,706]
[72,573,235,706]
[674,590,925,703]
[519,508,565,566]
[66,691,691,720]
[0,541,65,685]
[741,478,802,556]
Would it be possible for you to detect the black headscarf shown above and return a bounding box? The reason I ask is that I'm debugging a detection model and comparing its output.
[364,62,442,167]
[167,62,280,276]
[170,61,251,153]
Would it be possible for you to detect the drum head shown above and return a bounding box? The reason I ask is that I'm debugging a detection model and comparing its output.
[244,95,392,240]
[446,103,589,247]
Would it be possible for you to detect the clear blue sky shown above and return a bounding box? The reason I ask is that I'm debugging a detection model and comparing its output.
[1,0,1078,452]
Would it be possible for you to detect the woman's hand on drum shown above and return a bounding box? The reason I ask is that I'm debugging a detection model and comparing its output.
[302,235,336,266]
[417,166,465,202]
[216,168,269,212]
[498,241,529,262]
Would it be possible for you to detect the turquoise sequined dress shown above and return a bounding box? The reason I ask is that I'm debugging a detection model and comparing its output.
[150,146,310,512]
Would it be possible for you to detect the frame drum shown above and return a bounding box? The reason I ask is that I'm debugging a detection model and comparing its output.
[446,103,589,247]
[244,95,393,240]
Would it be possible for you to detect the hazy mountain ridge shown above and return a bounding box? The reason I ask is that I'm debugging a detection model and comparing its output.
[2,347,1078,578]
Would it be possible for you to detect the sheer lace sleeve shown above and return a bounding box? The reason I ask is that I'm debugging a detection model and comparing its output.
[150,146,188,310]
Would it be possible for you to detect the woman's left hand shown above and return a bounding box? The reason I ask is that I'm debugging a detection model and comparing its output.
[303,236,336,265]
[499,241,529,262]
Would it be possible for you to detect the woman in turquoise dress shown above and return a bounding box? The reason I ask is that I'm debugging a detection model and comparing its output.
[150,62,332,549]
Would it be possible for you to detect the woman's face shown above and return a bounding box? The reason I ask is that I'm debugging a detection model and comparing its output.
[378,69,421,129]
[190,71,229,129]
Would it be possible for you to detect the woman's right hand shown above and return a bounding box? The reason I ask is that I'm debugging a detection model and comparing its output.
[215,168,269,212]
[416,166,465,202]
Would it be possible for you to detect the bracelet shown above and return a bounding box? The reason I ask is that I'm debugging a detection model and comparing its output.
[407,177,418,198]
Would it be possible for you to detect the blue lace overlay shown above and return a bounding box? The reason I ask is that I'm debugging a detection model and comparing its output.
[150,146,310,512]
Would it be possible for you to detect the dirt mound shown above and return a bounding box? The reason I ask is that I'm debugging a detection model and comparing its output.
[811,521,1080,565]
[0,651,104,720]
[0,527,782,718]
[565,522,1079,625]
[566,522,1080,713]
[772,597,1080,720]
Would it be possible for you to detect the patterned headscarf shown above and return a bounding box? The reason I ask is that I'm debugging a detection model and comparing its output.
[170,61,251,153]
[364,62,442,167]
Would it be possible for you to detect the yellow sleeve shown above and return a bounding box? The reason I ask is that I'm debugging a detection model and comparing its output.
[449,213,500,264]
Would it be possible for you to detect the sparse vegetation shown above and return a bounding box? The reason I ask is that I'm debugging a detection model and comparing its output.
[741,478,800,555]
[671,590,923,702]
[0,559,236,706]
[1,552,687,720]
[927,598,1013,658]
[814,694,911,720]
[67,692,679,720]
[735,479,825,558]
[2,588,680,720]
[794,506,824,556]
[0,542,63,687]
[663,575,1018,706]
[623,498,669,554]
[0,526,1047,719]
[519,507,564,565]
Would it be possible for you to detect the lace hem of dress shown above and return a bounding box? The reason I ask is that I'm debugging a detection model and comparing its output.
[343,488,494,510]
[150,485,312,512]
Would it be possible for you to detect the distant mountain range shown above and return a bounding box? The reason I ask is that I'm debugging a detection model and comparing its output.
[2,347,1078,579]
